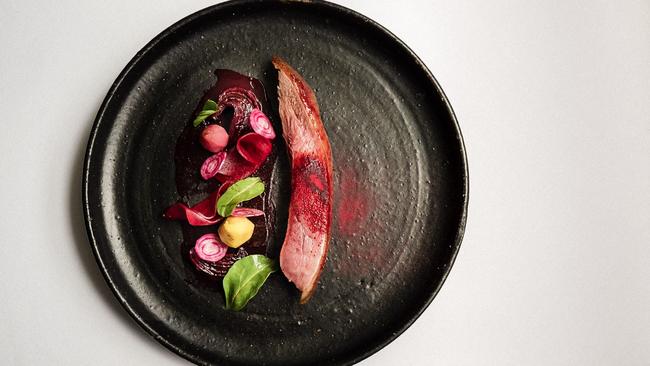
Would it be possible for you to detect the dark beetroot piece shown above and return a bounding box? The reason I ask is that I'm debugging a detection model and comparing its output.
[190,247,249,278]
[166,69,277,278]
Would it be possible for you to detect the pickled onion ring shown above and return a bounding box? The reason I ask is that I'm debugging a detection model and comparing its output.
[200,152,227,180]
[194,234,228,262]
[249,108,275,139]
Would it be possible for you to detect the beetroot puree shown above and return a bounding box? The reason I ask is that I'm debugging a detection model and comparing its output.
[171,69,277,278]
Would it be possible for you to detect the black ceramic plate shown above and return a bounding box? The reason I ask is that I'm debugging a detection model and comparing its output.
[83,1,468,365]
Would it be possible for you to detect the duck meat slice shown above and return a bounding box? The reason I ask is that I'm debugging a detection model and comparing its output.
[273,57,333,303]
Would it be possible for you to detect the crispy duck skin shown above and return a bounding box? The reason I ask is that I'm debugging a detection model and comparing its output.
[273,57,333,303]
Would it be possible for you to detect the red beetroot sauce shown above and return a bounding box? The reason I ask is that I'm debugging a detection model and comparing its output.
[172,69,277,278]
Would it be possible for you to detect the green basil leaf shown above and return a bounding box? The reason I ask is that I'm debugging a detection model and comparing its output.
[216,177,265,217]
[193,99,218,127]
[193,110,215,126]
[223,255,278,311]
[203,99,217,111]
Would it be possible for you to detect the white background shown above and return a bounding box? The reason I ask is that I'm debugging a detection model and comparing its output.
[1,0,648,365]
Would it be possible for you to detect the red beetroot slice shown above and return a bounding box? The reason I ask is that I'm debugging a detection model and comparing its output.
[231,207,265,217]
[216,148,259,183]
[249,109,276,139]
[200,152,227,180]
[163,181,260,225]
[194,233,228,262]
[163,190,221,226]
[190,247,249,278]
[236,132,272,165]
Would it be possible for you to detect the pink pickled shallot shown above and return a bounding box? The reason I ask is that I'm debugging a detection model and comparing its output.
[194,234,228,262]
[216,153,257,183]
[236,132,272,165]
[190,247,249,277]
[249,109,276,139]
[231,207,265,217]
[200,124,229,153]
[200,152,227,180]
[163,190,221,226]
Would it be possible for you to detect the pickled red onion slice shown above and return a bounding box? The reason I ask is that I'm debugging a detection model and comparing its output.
[200,152,227,180]
[194,233,228,262]
[216,153,257,183]
[236,132,272,165]
[231,208,265,217]
[249,109,275,139]
[164,190,221,226]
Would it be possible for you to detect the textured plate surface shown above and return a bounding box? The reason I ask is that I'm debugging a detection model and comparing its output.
[83,1,468,365]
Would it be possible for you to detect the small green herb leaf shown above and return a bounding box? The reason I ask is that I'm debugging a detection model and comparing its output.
[193,99,218,127]
[216,177,265,217]
[203,99,218,111]
[223,255,278,311]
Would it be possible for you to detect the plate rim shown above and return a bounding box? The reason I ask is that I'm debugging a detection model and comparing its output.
[82,0,469,365]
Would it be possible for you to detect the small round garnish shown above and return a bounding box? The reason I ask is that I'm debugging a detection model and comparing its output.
[236,132,272,165]
[200,152,227,180]
[249,109,276,139]
[194,233,228,262]
[200,124,229,153]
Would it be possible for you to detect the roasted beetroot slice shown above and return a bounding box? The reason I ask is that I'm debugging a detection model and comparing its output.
[189,247,249,278]
[273,57,333,303]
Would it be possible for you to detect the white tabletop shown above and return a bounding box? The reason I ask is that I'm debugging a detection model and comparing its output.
[1,1,649,365]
